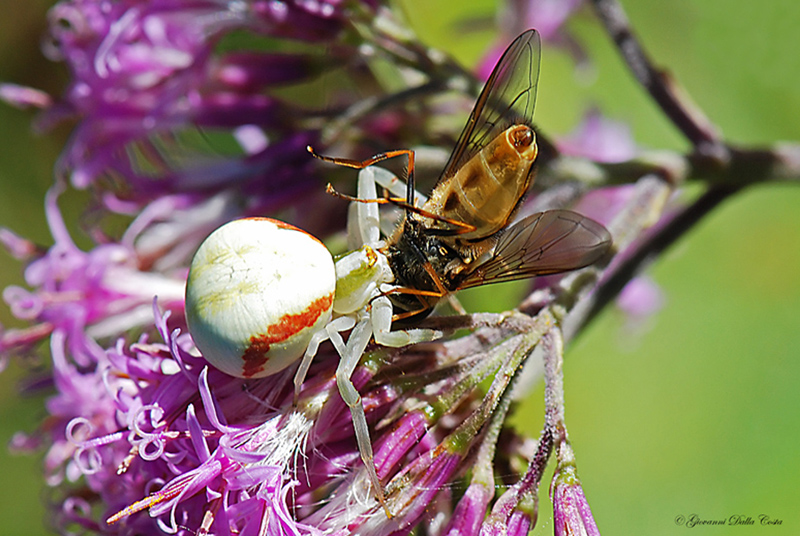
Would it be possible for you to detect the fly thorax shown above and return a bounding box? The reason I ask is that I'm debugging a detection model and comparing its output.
[333,245,387,314]
[421,238,454,271]
[443,238,493,279]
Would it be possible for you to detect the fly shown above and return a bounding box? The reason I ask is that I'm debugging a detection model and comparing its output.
[312,29,611,322]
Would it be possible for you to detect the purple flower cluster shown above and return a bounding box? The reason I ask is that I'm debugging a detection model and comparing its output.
[0,0,651,534]
[34,0,352,211]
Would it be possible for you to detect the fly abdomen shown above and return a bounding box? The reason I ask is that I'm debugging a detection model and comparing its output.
[427,125,538,241]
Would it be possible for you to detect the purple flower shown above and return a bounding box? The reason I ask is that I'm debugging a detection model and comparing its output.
[551,441,601,536]
[479,485,536,536]
[443,480,493,536]
[1,186,185,358]
[557,110,637,163]
[617,275,665,323]
[0,83,53,109]
[555,110,668,328]
[479,0,584,80]
[61,303,503,535]
[526,0,584,42]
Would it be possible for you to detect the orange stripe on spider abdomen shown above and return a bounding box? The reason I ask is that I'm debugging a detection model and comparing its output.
[241,292,334,378]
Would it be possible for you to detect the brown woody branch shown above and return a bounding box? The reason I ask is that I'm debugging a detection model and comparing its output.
[590,0,729,163]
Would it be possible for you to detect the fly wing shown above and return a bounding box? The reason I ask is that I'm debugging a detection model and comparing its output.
[439,29,542,183]
[455,210,612,290]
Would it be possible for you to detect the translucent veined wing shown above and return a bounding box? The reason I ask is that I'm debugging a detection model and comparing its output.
[439,29,542,183]
[455,210,612,290]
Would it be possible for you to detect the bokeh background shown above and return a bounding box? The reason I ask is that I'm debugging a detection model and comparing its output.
[1,0,798,534]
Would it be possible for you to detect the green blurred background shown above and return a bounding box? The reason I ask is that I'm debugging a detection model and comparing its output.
[1,1,798,534]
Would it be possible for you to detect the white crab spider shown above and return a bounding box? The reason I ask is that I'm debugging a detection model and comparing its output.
[185,165,440,508]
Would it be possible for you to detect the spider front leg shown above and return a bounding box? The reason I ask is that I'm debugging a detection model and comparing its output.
[349,166,430,248]
[333,312,391,515]
[349,167,383,248]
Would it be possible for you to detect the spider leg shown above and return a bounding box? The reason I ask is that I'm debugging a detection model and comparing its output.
[334,313,392,517]
[293,316,355,403]
[371,294,441,347]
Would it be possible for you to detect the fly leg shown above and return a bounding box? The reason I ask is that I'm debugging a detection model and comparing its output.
[309,145,430,209]
[334,313,392,516]
[308,147,415,204]
[368,165,428,207]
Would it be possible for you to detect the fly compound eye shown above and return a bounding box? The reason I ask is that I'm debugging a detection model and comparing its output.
[185,217,335,379]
